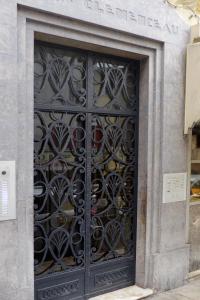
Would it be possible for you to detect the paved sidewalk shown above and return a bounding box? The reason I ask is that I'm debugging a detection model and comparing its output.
[148,276,200,300]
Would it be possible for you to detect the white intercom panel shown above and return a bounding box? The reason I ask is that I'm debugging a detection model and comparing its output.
[0,161,16,221]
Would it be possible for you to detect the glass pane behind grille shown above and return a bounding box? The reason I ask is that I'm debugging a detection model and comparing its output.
[90,115,137,263]
[92,57,138,112]
[34,44,87,108]
[34,111,86,276]
[34,42,139,299]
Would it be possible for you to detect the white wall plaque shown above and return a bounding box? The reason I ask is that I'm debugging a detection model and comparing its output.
[0,161,16,221]
[163,173,187,203]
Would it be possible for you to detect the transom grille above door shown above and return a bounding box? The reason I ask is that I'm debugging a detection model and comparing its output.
[34,41,139,300]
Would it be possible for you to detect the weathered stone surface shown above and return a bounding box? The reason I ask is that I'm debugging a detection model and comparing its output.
[149,277,200,300]
[160,202,187,251]
[90,285,153,300]
[17,0,190,44]
[153,247,189,291]
[0,0,191,299]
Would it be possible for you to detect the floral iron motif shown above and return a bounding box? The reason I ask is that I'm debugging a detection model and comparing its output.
[34,42,139,299]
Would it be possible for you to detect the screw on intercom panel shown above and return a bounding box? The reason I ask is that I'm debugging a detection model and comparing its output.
[2,171,6,175]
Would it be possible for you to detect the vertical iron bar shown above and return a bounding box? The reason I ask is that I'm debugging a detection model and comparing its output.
[132,60,140,283]
[84,54,93,297]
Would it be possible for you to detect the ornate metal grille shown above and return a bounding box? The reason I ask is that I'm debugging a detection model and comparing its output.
[91,115,136,263]
[93,57,138,111]
[34,111,86,276]
[34,46,87,108]
[34,42,139,300]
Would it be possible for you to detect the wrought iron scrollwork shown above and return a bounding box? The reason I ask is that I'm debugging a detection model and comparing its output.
[34,42,139,295]
[34,44,87,108]
[34,111,86,276]
[93,57,138,112]
[90,115,137,263]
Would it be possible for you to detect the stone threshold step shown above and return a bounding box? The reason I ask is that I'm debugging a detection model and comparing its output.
[90,285,154,300]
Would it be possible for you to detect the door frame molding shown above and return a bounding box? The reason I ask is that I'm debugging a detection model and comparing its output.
[17,4,164,298]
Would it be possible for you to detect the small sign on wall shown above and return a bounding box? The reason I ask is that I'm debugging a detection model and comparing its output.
[163,173,187,203]
[0,161,16,221]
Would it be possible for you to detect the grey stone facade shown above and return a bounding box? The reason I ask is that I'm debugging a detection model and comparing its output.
[0,0,191,299]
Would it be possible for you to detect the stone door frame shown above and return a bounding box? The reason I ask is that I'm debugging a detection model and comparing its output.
[17,4,163,298]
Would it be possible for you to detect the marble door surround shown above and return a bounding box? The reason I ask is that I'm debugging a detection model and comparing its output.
[9,2,189,299]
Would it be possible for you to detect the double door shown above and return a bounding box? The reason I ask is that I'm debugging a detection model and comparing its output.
[34,41,139,299]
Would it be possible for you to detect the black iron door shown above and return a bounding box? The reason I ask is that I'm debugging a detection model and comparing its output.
[34,41,139,300]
